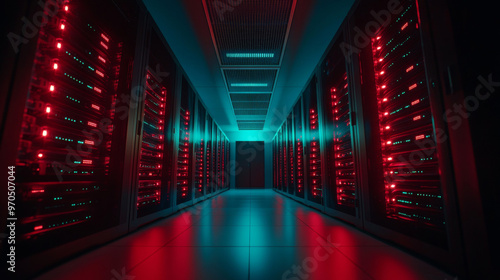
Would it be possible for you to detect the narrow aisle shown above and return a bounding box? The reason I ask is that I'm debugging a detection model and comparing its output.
[38,190,452,280]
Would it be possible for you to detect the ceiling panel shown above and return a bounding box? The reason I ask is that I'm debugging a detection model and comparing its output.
[204,0,296,66]
[237,120,266,130]
[235,115,267,121]
[232,101,270,110]
[224,69,278,93]
[234,109,268,116]
[230,93,272,102]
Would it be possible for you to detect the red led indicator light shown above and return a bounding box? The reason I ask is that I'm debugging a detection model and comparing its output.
[91,104,100,110]
[100,42,108,50]
[411,99,420,106]
[406,65,414,72]
[34,225,43,231]
[401,22,409,30]
[42,130,48,137]
[88,121,97,127]
[38,153,44,158]
[409,83,417,91]
[46,106,51,113]
[101,33,110,42]
[82,160,93,164]
[415,134,425,140]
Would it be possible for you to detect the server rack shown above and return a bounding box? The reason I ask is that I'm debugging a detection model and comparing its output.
[272,135,278,190]
[205,116,214,195]
[278,127,284,192]
[216,129,222,191]
[319,29,362,226]
[0,0,139,276]
[134,29,178,220]
[175,77,195,207]
[302,77,324,209]
[286,113,295,196]
[293,98,306,200]
[194,100,207,202]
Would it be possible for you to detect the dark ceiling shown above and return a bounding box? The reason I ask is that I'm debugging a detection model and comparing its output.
[142,0,356,141]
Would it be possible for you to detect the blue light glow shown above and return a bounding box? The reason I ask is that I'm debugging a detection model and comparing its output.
[226,53,275,58]
[231,83,268,87]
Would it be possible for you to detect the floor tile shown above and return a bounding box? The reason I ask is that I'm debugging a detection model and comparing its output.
[249,246,372,280]
[167,225,250,247]
[250,225,328,247]
[308,224,388,247]
[37,246,161,280]
[195,213,251,226]
[109,224,191,247]
[130,246,249,280]
[337,246,455,280]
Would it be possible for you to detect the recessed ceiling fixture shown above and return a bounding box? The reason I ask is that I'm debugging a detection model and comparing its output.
[226,53,275,58]
[231,83,268,87]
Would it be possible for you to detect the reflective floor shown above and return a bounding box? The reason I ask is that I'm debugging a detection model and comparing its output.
[38,190,454,280]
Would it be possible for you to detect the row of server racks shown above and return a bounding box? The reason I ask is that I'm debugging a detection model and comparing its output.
[272,0,493,278]
[0,0,230,278]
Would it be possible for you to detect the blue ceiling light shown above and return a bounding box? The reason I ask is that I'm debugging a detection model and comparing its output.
[231,83,268,87]
[226,53,275,58]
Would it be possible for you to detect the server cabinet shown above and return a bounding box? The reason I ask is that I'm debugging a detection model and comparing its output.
[351,0,467,275]
[205,116,214,195]
[135,28,177,219]
[293,98,306,199]
[210,121,217,194]
[222,137,228,189]
[217,129,223,191]
[272,137,278,189]
[226,138,230,188]
[302,77,323,208]
[214,129,220,191]
[320,31,362,225]
[282,122,289,193]
[278,127,284,192]
[175,77,195,206]
[0,0,139,275]
[286,113,295,195]
[194,100,207,200]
